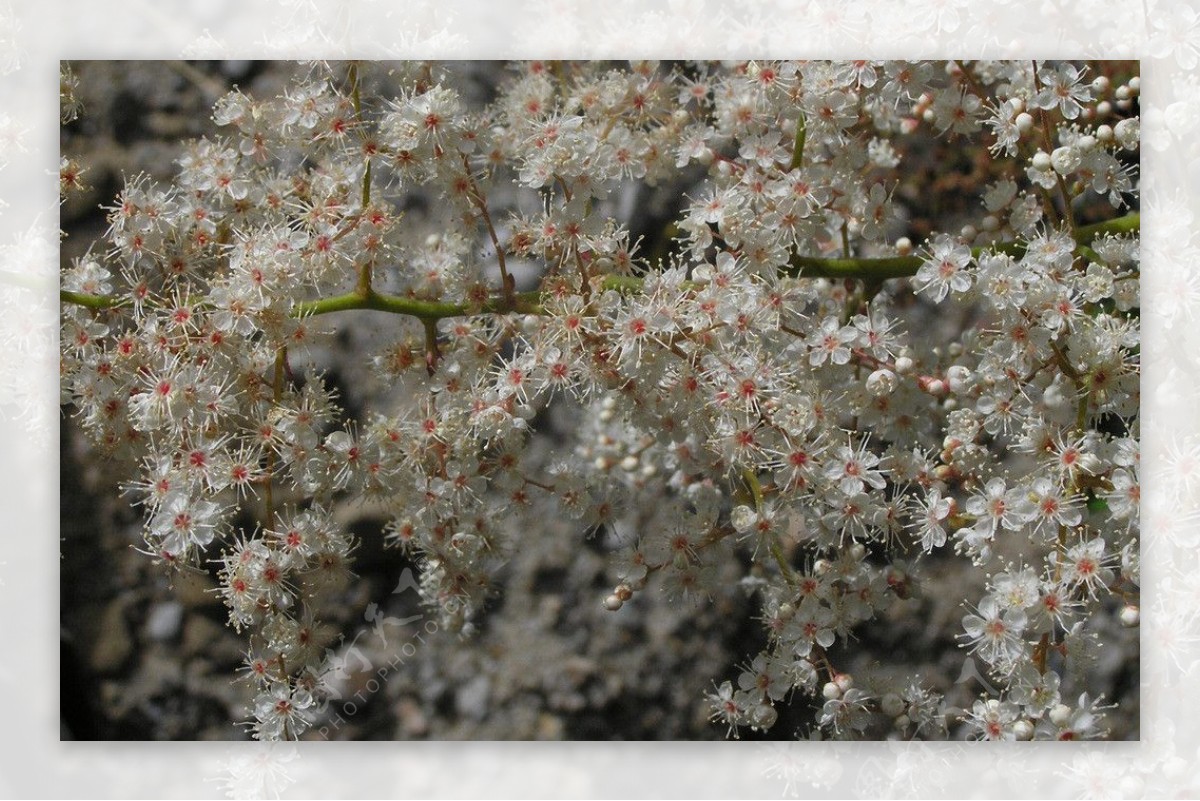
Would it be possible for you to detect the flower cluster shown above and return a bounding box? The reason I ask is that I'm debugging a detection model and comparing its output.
[60,60,1139,740]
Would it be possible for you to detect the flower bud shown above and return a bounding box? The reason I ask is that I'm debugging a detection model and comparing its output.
[946,364,971,394]
[731,504,758,533]
[1114,117,1138,150]
[750,703,778,729]
[1013,719,1035,741]
[920,377,947,397]
[604,594,624,611]
[1050,146,1081,175]
[866,368,898,396]
[1119,604,1139,627]
[1048,703,1072,727]
[1031,151,1052,171]
[894,355,915,375]
[822,681,842,700]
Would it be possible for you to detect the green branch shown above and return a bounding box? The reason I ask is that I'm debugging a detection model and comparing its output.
[58,213,1139,320]
[291,288,544,320]
[789,111,806,172]
[789,213,1138,280]
[60,289,127,309]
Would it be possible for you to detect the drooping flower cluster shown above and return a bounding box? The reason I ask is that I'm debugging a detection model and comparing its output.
[60,60,1139,740]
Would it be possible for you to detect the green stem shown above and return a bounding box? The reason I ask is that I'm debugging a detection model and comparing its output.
[59,214,1139,319]
[789,213,1137,280]
[292,288,543,321]
[789,112,806,172]
[60,289,126,309]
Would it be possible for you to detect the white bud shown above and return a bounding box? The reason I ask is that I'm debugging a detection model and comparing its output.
[598,409,614,423]
[1078,452,1102,475]
[1050,145,1081,175]
[1031,151,1052,171]
[604,594,624,611]
[1048,703,1072,727]
[925,378,947,397]
[1015,112,1034,134]
[750,703,778,730]
[1013,719,1035,741]
[981,214,1000,232]
[1120,604,1140,627]
[822,681,842,700]
[1115,85,1131,101]
[1114,117,1139,150]
[1091,75,1110,94]
[620,455,639,472]
[1096,123,1114,143]
[777,602,795,622]
[833,673,854,693]
[731,504,758,533]
[896,236,913,255]
[1096,100,1112,117]
[866,368,898,396]
[1128,76,1140,93]
[1042,380,1067,409]
[1077,134,1097,152]
[895,355,915,375]
[894,713,911,730]
[946,364,971,394]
